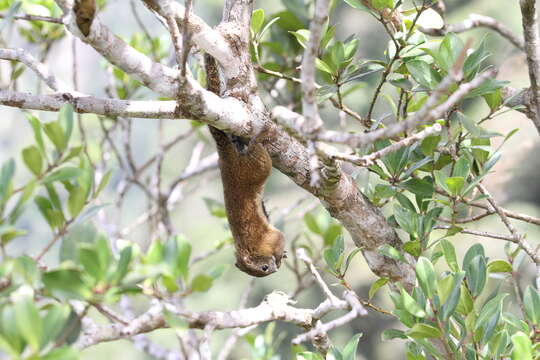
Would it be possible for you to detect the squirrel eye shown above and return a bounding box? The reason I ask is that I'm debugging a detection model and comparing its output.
[261,265,269,272]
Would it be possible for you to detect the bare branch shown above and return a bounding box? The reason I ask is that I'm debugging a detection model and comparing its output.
[140,0,237,78]
[329,123,443,167]
[519,0,540,133]
[77,291,354,348]
[297,248,341,306]
[301,0,330,187]
[421,14,524,51]
[0,48,70,92]
[0,12,62,24]
[54,0,180,97]
[274,69,496,148]
[434,225,523,242]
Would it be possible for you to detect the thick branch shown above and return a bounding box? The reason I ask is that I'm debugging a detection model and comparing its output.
[55,0,180,97]
[141,0,238,78]
[0,83,251,135]
[77,291,353,348]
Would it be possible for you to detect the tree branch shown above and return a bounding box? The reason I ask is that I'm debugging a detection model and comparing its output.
[140,0,238,78]
[519,0,540,133]
[0,48,70,92]
[421,14,524,51]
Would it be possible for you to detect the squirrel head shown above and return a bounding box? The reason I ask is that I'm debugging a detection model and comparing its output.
[235,229,286,277]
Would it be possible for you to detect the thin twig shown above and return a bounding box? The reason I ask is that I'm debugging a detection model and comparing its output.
[0,12,62,24]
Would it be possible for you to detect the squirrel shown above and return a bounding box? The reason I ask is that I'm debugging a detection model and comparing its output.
[205,54,285,277]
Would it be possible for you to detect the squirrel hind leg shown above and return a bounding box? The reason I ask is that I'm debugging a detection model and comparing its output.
[230,135,250,155]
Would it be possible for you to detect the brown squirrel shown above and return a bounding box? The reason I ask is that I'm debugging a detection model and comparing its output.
[205,55,285,277]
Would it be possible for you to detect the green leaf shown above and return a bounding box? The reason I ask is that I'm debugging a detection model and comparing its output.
[416,257,436,298]
[13,255,39,285]
[407,323,441,339]
[445,225,463,237]
[251,8,265,34]
[144,239,164,264]
[476,293,507,332]
[403,240,421,258]
[445,177,465,196]
[441,272,465,320]
[511,332,532,360]
[304,212,322,234]
[25,112,45,154]
[438,33,463,73]
[433,170,451,195]
[22,145,42,176]
[95,170,112,197]
[0,226,27,245]
[464,36,489,79]
[8,180,36,223]
[372,0,394,10]
[343,0,371,11]
[110,246,132,285]
[453,157,471,179]
[343,248,361,274]
[523,286,540,325]
[0,158,15,205]
[41,347,79,360]
[487,260,512,274]
[463,244,485,270]
[315,58,335,75]
[381,329,407,340]
[297,352,325,360]
[321,24,336,51]
[0,333,20,358]
[484,89,502,111]
[191,274,213,292]
[378,244,406,262]
[259,16,280,39]
[401,288,426,318]
[14,295,42,351]
[464,78,509,99]
[43,269,92,300]
[466,255,487,297]
[79,246,103,282]
[402,178,434,198]
[342,333,362,360]
[203,197,226,218]
[60,222,98,262]
[369,278,389,299]
[164,235,191,280]
[43,167,83,184]
[35,195,57,228]
[43,121,66,152]
[42,305,70,346]
[457,284,474,315]
[59,104,74,149]
[62,146,83,162]
[68,186,87,218]
[323,222,342,246]
[421,135,440,156]
[290,29,310,48]
[406,60,441,89]
[393,204,417,236]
